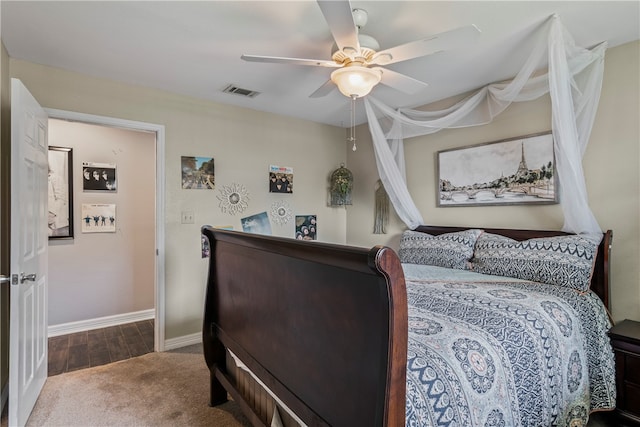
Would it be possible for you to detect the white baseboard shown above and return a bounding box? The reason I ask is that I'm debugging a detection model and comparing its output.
[163,332,201,351]
[48,310,201,353]
[48,309,155,337]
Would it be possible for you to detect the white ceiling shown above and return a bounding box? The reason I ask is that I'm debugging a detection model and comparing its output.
[2,1,639,127]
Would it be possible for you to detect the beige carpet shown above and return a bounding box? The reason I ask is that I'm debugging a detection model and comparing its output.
[3,344,252,427]
[3,345,618,427]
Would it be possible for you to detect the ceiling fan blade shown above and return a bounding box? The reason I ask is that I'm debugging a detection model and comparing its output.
[241,54,340,68]
[309,79,336,98]
[317,0,360,54]
[375,67,429,95]
[371,25,481,66]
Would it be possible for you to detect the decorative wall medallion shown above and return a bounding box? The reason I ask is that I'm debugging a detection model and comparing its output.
[217,182,250,215]
[270,200,292,226]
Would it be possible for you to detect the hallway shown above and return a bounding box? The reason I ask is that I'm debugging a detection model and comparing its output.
[47,320,154,376]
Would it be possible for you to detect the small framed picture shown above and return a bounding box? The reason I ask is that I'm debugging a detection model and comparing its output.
[81,204,116,233]
[269,165,293,193]
[241,212,272,235]
[295,215,317,240]
[82,162,117,192]
[182,156,215,189]
[48,146,74,239]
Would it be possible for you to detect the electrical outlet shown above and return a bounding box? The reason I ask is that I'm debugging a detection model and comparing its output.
[181,211,194,224]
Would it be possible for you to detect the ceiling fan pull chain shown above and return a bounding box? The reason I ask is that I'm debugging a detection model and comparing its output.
[350,95,357,151]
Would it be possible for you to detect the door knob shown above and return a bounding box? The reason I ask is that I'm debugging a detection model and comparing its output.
[1,274,20,285]
[20,273,37,284]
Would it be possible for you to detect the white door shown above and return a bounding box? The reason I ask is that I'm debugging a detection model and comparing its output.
[8,79,49,427]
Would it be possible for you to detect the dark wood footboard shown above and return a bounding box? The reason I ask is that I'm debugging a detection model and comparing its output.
[202,227,408,427]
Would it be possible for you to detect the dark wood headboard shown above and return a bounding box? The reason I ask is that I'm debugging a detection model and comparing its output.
[414,225,613,311]
[201,227,408,427]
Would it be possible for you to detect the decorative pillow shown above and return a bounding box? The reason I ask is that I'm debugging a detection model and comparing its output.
[471,232,598,292]
[398,229,483,270]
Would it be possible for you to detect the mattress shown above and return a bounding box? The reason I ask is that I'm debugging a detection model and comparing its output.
[402,263,616,427]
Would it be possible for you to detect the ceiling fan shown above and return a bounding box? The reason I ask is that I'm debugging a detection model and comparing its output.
[241,0,481,99]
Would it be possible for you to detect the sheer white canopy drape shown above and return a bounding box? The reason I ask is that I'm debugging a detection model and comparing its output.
[364,15,606,240]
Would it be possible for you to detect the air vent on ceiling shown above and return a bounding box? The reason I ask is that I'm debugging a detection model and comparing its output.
[222,84,260,98]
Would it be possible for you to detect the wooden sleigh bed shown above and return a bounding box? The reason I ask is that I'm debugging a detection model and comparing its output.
[201,225,614,427]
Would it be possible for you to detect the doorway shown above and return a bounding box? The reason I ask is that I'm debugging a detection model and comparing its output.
[46,109,165,352]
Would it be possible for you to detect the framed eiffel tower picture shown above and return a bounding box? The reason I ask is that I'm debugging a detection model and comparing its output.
[437,132,558,207]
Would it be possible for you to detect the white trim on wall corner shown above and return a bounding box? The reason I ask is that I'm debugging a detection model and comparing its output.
[163,333,202,351]
[47,309,155,337]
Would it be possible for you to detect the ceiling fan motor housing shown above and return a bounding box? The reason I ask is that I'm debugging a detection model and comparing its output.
[331,34,380,64]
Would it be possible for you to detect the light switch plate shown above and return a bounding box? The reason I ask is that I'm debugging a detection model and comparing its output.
[181,211,194,224]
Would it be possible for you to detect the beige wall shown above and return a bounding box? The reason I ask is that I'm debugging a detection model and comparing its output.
[347,40,640,324]
[47,119,156,325]
[9,59,347,339]
[5,40,638,341]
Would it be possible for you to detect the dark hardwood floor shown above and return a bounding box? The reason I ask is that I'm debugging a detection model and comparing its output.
[47,319,154,376]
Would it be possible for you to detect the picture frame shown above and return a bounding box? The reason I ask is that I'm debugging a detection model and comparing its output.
[48,146,74,239]
[437,131,557,207]
[182,156,215,189]
[295,215,317,240]
[269,165,293,193]
[82,161,117,192]
[241,211,272,235]
[81,203,116,233]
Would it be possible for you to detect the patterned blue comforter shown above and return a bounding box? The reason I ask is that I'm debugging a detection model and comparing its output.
[402,264,616,427]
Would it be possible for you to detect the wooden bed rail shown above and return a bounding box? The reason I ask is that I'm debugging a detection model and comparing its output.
[202,227,408,427]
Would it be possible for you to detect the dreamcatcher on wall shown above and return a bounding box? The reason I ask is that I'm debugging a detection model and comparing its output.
[217,182,249,215]
[374,179,389,234]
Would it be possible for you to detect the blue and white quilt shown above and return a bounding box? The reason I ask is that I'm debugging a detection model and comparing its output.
[402,264,616,427]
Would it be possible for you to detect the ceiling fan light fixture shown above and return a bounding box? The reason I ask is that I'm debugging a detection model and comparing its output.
[330,66,382,98]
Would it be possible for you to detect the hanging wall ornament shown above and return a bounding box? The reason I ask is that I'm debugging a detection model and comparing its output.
[329,163,353,206]
[373,179,389,234]
[217,182,250,215]
[270,200,292,226]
